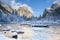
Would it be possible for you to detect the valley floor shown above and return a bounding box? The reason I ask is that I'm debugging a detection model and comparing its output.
[0,24,60,40]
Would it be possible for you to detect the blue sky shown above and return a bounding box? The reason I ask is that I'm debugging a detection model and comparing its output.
[16,0,55,17]
[1,0,58,17]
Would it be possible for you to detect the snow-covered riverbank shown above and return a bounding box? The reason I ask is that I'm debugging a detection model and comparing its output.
[0,24,60,40]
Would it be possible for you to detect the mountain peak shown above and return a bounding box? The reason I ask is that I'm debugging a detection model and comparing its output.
[42,1,60,21]
[17,4,33,18]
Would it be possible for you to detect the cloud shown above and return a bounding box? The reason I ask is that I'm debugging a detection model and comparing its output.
[1,0,11,4]
[20,4,34,13]
[1,0,34,13]
[10,0,22,10]
[10,0,34,13]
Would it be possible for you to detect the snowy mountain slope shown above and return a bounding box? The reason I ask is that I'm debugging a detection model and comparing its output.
[42,1,60,22]
[0,1,33,23]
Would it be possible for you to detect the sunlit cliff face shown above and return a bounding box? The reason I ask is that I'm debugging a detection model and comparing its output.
[18,6,32,18]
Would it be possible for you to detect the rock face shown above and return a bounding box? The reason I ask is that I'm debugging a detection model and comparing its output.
[42,1,60,21]
[0,1,13,14]
[18,5,32,18]
[0,1,33,23]
[0,1,24,23]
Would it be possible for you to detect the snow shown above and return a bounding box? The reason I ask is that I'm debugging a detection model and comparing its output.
[12,32,17,35]
[1,26,11,31]
[0,24,60,40]
[0,24,2,26]
[6,26,11,29]
[0,1,60,40]
[0,33,16,40]
[46,8,51,10]
[16,30,24,32]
